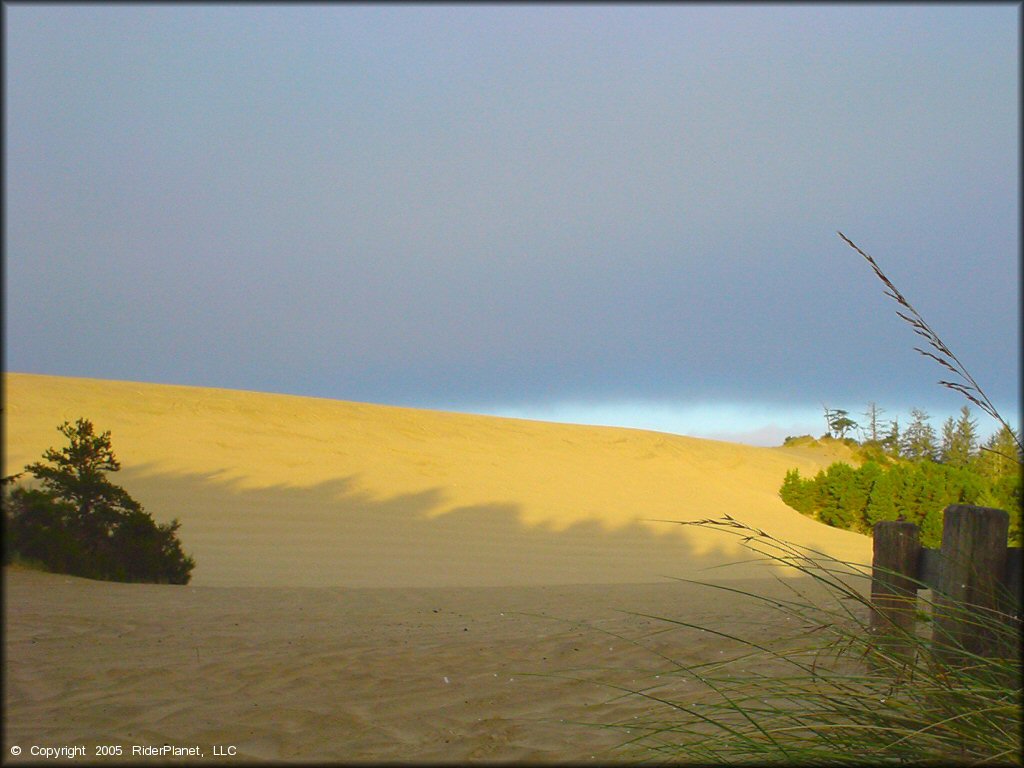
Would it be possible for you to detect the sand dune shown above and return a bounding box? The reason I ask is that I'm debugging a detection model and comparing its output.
[3,373,869,587]
[3,373,875,761]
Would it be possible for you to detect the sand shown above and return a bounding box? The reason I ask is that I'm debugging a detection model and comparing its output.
[3,373,873,761]
[5,567,858,763]
[2,373,868,587]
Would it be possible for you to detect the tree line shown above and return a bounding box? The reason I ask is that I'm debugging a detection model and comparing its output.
[817,403,1020,466]
[781,405,1021,547]
[3,418,195,584]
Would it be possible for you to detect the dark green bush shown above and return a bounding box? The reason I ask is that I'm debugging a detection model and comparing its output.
[780,457,1021,547]
[3,419,195,584]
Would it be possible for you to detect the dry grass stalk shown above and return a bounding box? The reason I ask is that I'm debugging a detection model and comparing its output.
[837,231,1021,458]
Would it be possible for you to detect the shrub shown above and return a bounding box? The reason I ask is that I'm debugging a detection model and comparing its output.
[779,459,1019,546]
[3,419,195,584]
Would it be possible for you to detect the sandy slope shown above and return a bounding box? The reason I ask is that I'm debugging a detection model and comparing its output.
[3,372,869,587]
[3,373,874,762]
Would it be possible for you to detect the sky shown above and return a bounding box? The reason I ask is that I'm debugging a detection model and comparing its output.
[4,4,1020,446]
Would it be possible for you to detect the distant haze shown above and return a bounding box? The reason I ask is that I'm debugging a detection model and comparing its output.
[4,5,1019,445]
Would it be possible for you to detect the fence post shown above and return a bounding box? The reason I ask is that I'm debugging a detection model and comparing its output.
[869,520,921,663]
[933,505,1010,663]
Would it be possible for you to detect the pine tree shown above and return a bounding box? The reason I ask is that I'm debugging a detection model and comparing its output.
[863,468,897,528]
[940,416,956,464]
[919,505,944,549]
[847,461,880,533]
[824,409,858,440]
[976,425,1022,481]
[901,408,938,462]
[940,406,978,468]
[780,469,815,515]
[883,417,901,457]
[23,419,141,557]
[8,418,195,583]
[955,406,980,463]
[817,463,858,529]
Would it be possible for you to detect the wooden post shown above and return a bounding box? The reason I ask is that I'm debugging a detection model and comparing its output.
[933,505,1010,663]
[869,520,921,664]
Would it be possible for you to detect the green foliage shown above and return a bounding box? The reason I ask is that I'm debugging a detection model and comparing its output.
[782,434,819,448]
[823,407,858,439]
[841,232,1022,459]
[902,407,939,462]
[976,425,1023,480]
[837,235,1022,543]
[600,517,1022,763]
[779,454,1021,547]
[882,416,901,458]
[854,439,890,465]
[815,462,860,531]
[940,405,980,468]
[632,236,1019,759]
[863,465,897,527]
[3,419,195,584]
[779,469,815,515]
[3,488,85,574]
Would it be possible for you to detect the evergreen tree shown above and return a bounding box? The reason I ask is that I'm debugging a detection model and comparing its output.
[816,463,859,529]
[940,406,978,468]
[976,425,1022,481]
[863,468,897,529]
[779,469,815,515]
[901,408,938,462]
[825,409,858,440]
[882,417,901,457]
[5,419,195,583]
[777,453,1018,544]
[22,419,141,558]
[842,461,877,533]
[940,416,956,464]
[886,463,914,521]
[919,505,944,549]
[955,406,980,464]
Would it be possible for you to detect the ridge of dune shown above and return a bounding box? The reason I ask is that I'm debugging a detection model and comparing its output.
[3,373,870,587]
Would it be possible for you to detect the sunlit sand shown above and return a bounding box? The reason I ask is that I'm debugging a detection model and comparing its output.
[4,372,870,761]
[3,373,866,587]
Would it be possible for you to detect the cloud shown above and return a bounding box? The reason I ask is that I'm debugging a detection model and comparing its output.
[4,5,1019,437]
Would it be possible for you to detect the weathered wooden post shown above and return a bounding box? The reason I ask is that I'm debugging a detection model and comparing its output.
[932,505,1010,663]
[869,520,921,663]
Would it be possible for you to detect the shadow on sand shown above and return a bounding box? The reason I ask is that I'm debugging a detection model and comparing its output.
[118,463,758,588]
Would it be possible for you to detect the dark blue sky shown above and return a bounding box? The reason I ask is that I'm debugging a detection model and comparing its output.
[5,5,1019,444]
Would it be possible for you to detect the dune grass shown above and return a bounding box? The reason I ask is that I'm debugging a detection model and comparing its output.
[838,231,1022,460]
[553,236,1022,762]
[557,516,1021,764]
